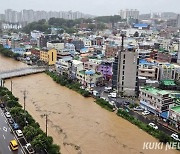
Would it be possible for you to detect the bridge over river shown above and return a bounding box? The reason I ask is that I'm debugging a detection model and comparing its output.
[0,66,46,80]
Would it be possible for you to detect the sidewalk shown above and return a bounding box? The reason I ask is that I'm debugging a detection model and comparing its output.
[157,120,179,133]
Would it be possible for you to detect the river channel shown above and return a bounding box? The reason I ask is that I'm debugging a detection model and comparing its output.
[0,54,179,154]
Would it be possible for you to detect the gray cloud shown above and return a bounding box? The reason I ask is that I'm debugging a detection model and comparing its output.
[0,0,180,15]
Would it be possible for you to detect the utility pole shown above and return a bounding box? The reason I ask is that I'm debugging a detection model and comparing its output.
[45,114,48,136]
[23,90,26,112]
[10,80,13,92]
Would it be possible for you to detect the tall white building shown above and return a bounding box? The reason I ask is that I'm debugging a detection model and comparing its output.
[119,9,139,20]
[115,49,139,96]
[177,14,180,28]
[178,38,180,64]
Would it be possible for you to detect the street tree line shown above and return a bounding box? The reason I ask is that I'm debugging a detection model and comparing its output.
[0,87,60,154]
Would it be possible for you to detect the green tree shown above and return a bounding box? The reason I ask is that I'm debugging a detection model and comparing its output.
[31,133,53,152]
[23,125,43,142]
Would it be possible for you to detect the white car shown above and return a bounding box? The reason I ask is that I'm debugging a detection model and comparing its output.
[171,133,180,141]
[133,106,144,111]
[108,93,117,98]
[148,123,158,130]
[16,130,23,137]
[142,110,150,116]
[25,143,35,154]
[5,112,11,118]
[109,101,115,106]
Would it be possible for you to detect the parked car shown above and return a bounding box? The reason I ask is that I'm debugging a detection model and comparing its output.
[108,92,117,98]
[133,106,144,111]
[104,87,112,93]
[148,123,158,130]
[142,110,150,116]
[25,143,35,154]
[12,123,19,130]
[123,101,130,106]
[171,133,180,141]
[93,90,100,97]
[0,103,5,108]
[5,112,11,118]
[100,97,108,101]
[16,130,23,137]
[8,118,14,124]
[9,139,18,151]
[109,101,115,106]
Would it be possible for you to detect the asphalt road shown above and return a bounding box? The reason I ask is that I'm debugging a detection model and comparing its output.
[0,108,24,154]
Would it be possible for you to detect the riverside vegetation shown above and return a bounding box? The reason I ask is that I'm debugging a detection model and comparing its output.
[0,87,60,154]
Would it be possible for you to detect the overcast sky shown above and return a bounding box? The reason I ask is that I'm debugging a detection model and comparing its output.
[0,0,180,15]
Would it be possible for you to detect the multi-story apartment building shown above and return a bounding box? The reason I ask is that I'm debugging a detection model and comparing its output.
[139,87,174,115]
[47,40,64,51]
[112,48,139,96]
[40,49,57,65]
[98,61,113,81]
[169,106,180,129]
[119,9,139,19]
[76,70,103,88]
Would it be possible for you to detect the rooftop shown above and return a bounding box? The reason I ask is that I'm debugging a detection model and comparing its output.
[171,106,180,113]
[141,87,170,96]
[160,80,176,86]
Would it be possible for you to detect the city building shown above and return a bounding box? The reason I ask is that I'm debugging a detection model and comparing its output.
[98,61,113,81]
[76,70,103,88]
[119,9,139,20]
[47,40,64,51]
[105,45,119,58]
[177,14,180,28]
[113,48,139,96]
[40,48,57,65]
[169,106,180,129]
[139,87,174,116]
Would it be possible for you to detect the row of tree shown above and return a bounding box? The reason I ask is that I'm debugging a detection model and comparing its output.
[22,15,122,34]
[0,44,21,59]
[0,87,60,153]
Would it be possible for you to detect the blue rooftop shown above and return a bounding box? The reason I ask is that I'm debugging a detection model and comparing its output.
[139,59,156,65]
[85,70,95,75]
[133,23,149,28]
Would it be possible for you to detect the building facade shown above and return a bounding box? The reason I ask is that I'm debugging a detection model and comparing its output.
[40,49,57,65]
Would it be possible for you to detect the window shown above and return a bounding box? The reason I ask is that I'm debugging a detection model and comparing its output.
[123,65,125,69]
[123,54,126,59]
[123,60,125,64]
[52,52,54,61]
[122,76,124,80]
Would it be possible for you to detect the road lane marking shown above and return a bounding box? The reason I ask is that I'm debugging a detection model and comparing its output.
[3,127,7,132]
[3,134,5,139]
[8,146,11,151]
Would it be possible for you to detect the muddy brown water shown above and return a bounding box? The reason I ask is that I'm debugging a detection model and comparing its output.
[0,54,179,154]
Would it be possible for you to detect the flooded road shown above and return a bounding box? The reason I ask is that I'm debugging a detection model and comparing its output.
[0,54,179,154]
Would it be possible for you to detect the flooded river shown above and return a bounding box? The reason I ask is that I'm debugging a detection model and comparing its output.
[0,54,179,154]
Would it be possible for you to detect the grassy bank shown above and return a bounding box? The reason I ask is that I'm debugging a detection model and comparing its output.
[0,87,60,154]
